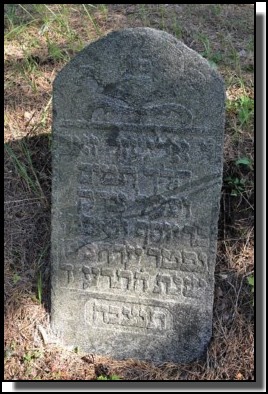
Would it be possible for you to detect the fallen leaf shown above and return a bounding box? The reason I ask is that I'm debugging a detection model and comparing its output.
[236,372,243,380]
[24,111,36,125]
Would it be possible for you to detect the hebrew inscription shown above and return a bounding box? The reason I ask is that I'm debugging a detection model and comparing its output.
[85,298,173,336]
[51,28,225,363]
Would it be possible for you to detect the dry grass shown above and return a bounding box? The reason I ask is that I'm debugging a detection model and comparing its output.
[4,4,254,381]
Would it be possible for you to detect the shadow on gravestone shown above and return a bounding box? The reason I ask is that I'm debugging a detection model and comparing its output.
[51,27,225,363]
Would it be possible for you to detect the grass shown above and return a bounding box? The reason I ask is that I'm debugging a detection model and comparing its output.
[198,33,223,66]
[5,142,44,198]
[82,4,102,36]
[138,4,151,27]
[4,4,254,381]
[172,15,182,39]
[37,271,42,304]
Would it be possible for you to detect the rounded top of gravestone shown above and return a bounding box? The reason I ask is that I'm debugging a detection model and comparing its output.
[53,27,225,130]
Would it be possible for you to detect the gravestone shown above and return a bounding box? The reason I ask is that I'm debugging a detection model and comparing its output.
[51,28,225,363]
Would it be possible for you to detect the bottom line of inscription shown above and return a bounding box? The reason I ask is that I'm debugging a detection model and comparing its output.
[84,297,174,335]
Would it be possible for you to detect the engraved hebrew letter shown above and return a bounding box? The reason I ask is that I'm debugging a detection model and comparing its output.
[161,248,181,270]
[117,269,134,290]
[60,264,74,285]
[147,247,161,268]
[134,270,149,292]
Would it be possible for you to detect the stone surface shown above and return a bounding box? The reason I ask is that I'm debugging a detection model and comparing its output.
[51,27,225,363]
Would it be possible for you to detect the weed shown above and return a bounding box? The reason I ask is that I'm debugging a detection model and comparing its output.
[16,54,40,92]
[82,4,102,36]
[172,16,182,39]
[22,349,43,378]
[158,4,167,30]
[18,4,35,20]
[7,140,46,200]
[23,352,33,363]
[247,275,254,306]
[228,41,242,75]
[97,374,121,380]
[23,350,42,363]
[35,244,50,304]
[13,273,21,284]
[198,33,222,66]
[244,63,254,72]
[235,157,253,169]
[211,4,222,16]
[5,21,33,41]
[226,93,254,133]
[139,4,147,23]
[4,341,17,358]
[98,4,108,17]
[37,272,42,304]
[38,97,52,131]
[36,5,83,54]
[246,36,254,52]
[4,4,19,28]
[237,95,254,125]
[46,36,69,62]
[225,176,246,196]
[5,4,36,30]
[21,141,46,197]
[37,5,60,36]
[52,371,63,379]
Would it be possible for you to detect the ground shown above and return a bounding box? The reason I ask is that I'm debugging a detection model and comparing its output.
[4,4,254,381]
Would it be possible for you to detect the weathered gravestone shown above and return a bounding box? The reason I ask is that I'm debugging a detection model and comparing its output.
[51,28,225,363]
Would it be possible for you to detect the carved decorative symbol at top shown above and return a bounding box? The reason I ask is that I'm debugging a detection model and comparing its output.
[90,101,193,127]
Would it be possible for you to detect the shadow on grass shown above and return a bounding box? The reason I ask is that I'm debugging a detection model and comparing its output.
[4,134,52,314]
